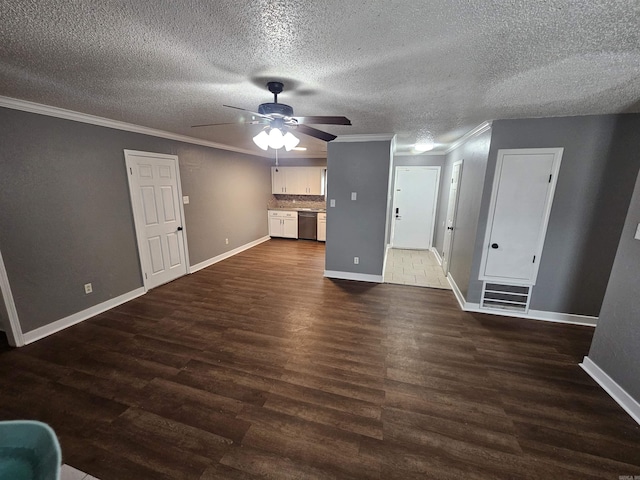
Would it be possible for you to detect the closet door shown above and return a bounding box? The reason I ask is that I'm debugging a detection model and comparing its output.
[480,148,563,284]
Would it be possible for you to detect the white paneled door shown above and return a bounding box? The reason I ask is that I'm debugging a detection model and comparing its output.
[442,161,462,275]
[125,151,188,290]
[480,148,563,284]
[391,166,440,249]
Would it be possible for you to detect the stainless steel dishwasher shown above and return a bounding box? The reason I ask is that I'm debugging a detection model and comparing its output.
[298,211,317,240]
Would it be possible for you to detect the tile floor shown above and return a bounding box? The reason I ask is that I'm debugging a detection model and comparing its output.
[384,248,452,290]
[60,464,99,480]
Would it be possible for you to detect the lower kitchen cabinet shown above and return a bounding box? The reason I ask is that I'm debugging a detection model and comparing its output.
[317,212,326,242]
[268,210,298,238]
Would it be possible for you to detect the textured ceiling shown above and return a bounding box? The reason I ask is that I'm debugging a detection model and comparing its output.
[1,0,639,158]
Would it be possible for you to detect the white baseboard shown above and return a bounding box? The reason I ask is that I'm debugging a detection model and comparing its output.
[527,309,597,326]
[190,236,270,273]
[22,287,146,345]
[324,270,384,283]
[580,356,640,426]
[382,245,391,279]
[447,274,466,309]
[446,275,597,327]
[462,301,597,327]
[431,248,443,266]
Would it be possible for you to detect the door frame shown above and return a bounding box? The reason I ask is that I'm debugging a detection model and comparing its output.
[390,166,441,249]
[0,248,24,347]
[478,147,563,284]
[124,150,190,292]
[442,160,463,275]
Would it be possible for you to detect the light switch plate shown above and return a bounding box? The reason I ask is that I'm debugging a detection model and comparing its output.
[183,196,190,204]
[635,223,640,240]
[330,199,336,207]
[351,192,357,201]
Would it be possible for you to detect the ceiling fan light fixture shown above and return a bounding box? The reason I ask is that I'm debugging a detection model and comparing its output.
[253,130,270,150]
[283,131,300,151]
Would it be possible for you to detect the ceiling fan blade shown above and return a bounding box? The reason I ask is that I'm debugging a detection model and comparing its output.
[293,124,338,142]
[223,104,271,119]
[293,116,352,126]
[191,120,265,128]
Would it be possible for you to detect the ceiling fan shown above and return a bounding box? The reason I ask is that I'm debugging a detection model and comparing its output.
[192,81,351,150]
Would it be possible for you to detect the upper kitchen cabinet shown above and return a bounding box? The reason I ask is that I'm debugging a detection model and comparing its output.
[272,167,288,194]
[271,167,325,195]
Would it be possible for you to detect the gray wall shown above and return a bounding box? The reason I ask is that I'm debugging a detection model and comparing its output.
[387,154,447,249]
[178,147,271,265]
[444,129,492,298]
[588,167,640,401]
[0,107,271,333]
[325,140,392,276]
[467,115,640,317]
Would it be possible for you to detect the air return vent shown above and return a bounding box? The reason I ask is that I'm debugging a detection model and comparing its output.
[481,282,531,313]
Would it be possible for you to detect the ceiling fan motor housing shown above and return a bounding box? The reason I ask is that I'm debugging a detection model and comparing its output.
[258,102,294,117]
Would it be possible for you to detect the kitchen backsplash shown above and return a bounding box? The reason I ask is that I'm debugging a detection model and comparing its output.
[268,194,326,210]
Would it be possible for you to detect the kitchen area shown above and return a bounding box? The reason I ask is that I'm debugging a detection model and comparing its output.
[267,166,327,242]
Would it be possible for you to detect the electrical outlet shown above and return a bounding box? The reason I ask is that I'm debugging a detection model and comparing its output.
[182,195,189,204]
[353,257,359,265]
[330,199,336,207]
[351,192,357,201]
[225,238,229,245]
[84,283,93,294]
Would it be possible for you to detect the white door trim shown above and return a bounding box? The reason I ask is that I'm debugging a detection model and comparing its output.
[124,150,190,292]
[478,148,563,285]
[390,166,441,249]
[0,248,24,347]
[442,160,463,275]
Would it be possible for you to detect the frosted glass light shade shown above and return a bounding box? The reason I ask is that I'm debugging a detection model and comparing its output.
[414,140,435,152]
[283,132,300,151]
[268,128,285,149]
[253,130,270,150]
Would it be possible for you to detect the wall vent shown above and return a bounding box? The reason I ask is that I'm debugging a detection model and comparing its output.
[481,282,531,313]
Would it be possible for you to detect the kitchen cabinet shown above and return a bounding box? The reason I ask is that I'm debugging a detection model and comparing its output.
[317,212,326,242]
[268,210,298,238]
[271,167,324,195]
[271,168,288,194]
[300,167,323,195]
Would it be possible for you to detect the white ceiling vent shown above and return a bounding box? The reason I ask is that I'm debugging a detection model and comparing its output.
[481,283,531,313]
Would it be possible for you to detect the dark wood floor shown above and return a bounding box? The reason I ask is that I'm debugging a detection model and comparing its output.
[1,239,639,479]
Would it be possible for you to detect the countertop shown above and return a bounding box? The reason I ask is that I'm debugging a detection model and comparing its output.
[268,207,326,212]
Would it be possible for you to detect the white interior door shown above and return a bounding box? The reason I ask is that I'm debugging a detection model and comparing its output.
[480,148,563,284]
[391,166,440,249]
[442,161,462,274]
[125,151,188,290]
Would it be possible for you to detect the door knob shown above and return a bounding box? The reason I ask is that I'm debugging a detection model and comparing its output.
[491,243,499,249]
[177,226,183,231]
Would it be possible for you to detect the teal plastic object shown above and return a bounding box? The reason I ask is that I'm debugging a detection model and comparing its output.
[0,421,61,480]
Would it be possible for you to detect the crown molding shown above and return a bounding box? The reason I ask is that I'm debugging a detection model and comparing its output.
[0,96,267,157]
[333,133,395,143]
[443,121,492,154]
[394,150,447,157]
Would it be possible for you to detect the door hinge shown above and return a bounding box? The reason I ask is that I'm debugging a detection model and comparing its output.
[130,167,133,175]
[548,174,552,183]
[145,272,148,279]
[532,255,536,263]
